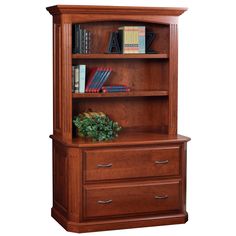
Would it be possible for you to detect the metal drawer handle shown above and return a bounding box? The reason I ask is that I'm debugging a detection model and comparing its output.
[97,199,112,204]
[155,195,169,199]
[97,163,112,168]
[155,160,169,164]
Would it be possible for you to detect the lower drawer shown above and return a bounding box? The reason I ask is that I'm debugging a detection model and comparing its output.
[84,180,181,219]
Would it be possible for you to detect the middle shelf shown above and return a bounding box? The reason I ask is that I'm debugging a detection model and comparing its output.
[73,90,168,98]
[72,53,169,59]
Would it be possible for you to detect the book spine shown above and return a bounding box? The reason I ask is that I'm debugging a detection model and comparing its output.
[89,68,102,93]
[72,24,80,53]
[85,67,98,92]
[74,66,80,93]
[85,30,87,54]
[102,85,129,89]
[92,68,105,93]
[97,68,112,90]
[79,65,86,93]
[72,66,75,92]
[102,87,130,93]
[95,68,109,92]
[139,26,146,53]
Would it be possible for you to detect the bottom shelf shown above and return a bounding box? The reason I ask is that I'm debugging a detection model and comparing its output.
[51,130,190,148]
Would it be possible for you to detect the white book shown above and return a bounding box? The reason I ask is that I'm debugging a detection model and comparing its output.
[74,66,80,93]
[79,65,86,93]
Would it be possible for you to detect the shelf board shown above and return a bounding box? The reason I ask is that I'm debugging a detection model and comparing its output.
[72,53,168,59]
[72,90,168,98]
[50,131,190,148]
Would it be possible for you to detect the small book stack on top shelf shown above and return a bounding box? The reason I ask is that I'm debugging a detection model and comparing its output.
[72,24,91,54]
[72,65,130,94]
[118,26,145,54]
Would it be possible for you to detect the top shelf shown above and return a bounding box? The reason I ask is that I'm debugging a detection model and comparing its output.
[72,53,168,59]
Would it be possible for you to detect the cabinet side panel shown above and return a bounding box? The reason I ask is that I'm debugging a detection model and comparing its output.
[168,24,178,135]
[53,142,68,217]
[67,148,83,222]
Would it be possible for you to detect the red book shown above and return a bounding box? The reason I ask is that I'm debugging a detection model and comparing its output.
[85,67,98,93]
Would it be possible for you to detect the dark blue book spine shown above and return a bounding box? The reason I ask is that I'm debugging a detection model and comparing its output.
[87,69,102,92]
[92,68,106,92]
[89,68,102,93]
[96,68,112,91]
[72,24,80,53]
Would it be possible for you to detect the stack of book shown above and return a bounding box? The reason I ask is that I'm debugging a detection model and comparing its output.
[85,67,112,93]
[72,65,86,93]
[102,85,130,93]
[119,26,145,54]
[72,24,91,54]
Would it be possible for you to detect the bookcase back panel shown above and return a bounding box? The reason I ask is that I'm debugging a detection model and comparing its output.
[73,59,169,91]
[77,21,169,54]
[73,97,168,132]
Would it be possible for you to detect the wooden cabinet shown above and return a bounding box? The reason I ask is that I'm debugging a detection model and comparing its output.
[47,5,190,233]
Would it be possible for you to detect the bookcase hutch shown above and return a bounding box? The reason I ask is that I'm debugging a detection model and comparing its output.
[47,5,190,233]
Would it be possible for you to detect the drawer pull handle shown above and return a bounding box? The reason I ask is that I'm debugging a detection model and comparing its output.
[97,163,112,168]
[155,160,169,164]
[155,195,168,199]
[97,199,112,204]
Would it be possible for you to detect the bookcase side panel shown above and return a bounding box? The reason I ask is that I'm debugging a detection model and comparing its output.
[168,24,178,135]
[53,23,62,137]
[53,20,73,141]
[61,23,72,141]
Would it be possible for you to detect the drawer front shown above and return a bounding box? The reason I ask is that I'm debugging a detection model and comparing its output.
[84,180,181,218]
[84,146,180,181]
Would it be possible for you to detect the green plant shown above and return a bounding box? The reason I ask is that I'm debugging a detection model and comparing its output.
[73,112,122,141]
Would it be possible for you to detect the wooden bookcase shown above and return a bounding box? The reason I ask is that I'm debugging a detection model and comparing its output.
[47,5,190,233]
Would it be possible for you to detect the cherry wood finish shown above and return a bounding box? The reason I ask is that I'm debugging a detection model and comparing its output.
[84,180,181,219]
[47,5,189,233]
[72,90,168,98]
[72,53,168,59]
[84,146,180,181]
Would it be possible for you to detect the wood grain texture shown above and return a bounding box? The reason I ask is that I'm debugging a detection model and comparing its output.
[84,180,181,219]
[47,5,187,16]
[72,53,168,59]
[61,23,72,141]
[72,90,168,98]
[84,146,180,182]
[50,132,190,148]
[168,24,178,135]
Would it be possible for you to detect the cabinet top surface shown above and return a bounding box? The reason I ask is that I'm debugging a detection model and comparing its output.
[46,5,187,16]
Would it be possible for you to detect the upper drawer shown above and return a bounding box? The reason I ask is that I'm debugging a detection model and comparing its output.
[83,145,180,181]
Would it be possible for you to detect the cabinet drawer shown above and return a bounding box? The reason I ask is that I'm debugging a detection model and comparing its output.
[84,180,181,218]
[84,146,180,181]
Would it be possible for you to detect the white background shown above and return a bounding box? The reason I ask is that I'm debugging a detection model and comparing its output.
[0,0,236,235]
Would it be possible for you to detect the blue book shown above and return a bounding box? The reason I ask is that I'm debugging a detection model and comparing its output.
[138,26,145,53]
[96,68,112,92]
[94,68,110,92]
[90,68,105,93]
[79,65,86,93]
[87,68,103,93]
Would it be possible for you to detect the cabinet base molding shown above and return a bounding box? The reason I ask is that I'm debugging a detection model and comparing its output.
[52,207,188,233]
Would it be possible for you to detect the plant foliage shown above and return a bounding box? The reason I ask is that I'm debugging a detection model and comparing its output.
[73,112,122,141]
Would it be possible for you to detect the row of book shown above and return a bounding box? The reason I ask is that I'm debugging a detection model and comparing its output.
[72,65,86,93]
[72,24,91,54]
[72,66,131,93]
[119,26,145,54]
[85,67,112,93]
